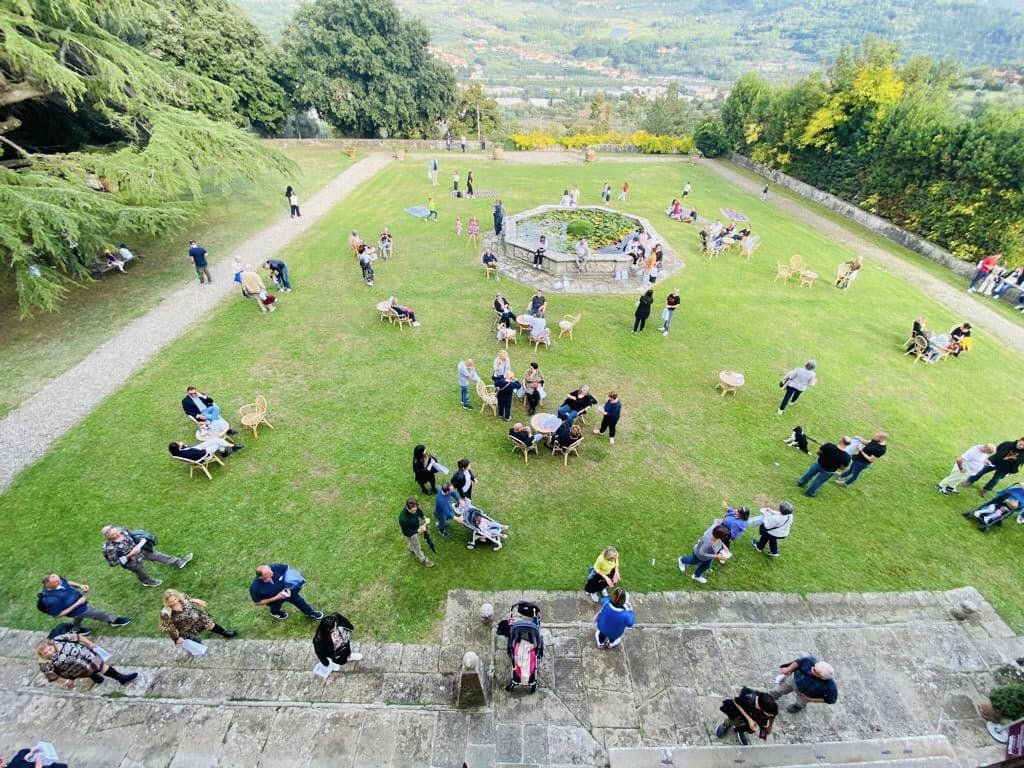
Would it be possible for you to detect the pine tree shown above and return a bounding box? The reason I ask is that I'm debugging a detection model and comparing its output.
[0,0,293,315]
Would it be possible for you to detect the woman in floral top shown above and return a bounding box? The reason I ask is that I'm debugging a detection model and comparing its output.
[36,632,137,689]
[159,590,237,645]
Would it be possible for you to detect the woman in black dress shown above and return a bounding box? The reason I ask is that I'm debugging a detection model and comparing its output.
[413,444,441,494]
[634,289,654,332]
[313,612,362,667]
[466,171,475,198]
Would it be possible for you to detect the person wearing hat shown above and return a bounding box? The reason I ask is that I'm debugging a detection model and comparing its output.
[777,360,817,415]
[768,656,838,714]
[752,501,794,557]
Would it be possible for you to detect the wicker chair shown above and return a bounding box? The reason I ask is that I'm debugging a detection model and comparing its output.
[775,262,793,283]
[483,262,497,279]
[551,436,584,465]
[789,254,806,273]
[509,434,538,464]
[530,332,551,352]
[558,313,581,340]
[497,326,517,349]
[238,395,274,438]
[476,379,498,417]
[798,270,818,288]
[740,236,759,261]
[172,451,224,480]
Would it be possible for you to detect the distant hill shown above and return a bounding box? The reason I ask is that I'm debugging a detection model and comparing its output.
[236,0,1024,89]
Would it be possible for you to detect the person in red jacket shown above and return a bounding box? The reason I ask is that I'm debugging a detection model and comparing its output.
[968,253,1001,292]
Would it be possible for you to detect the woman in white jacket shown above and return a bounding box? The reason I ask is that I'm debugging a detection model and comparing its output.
[752,501,794,557]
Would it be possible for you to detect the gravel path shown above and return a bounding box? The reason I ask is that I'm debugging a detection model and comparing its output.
[705,158,1024,355]
[0,153,393,492]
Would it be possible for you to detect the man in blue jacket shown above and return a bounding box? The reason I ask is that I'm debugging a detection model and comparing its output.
[249,563,323,621]
[434,483,464,539]
[37,573,132,631]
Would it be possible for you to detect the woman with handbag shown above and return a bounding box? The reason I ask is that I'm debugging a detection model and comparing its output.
[36,632,137,689]
[313,612,363,669]
[716,687,777,745]
[777,360,816,415]
[633,289,654,332]
[160,589,237,648]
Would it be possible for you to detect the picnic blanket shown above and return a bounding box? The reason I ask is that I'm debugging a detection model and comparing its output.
[719,208,749,222]
[404,206,431,218]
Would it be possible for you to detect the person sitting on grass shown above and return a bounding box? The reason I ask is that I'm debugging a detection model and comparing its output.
[510,422,544,447]
[117,243,137,264]
[972,497,1023,526]
[389,297,420,327]
[948,322,972,356]
[102,247,127,272]
[668,199,682,219]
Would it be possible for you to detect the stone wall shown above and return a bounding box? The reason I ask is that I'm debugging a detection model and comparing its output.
[728,153,974,277]
[270,138,450,151]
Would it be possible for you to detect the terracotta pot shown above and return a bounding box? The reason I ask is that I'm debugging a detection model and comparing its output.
[394,148,406,160]
[584,148,596,162]
[978,701,1001,722]
[492,146,504,160]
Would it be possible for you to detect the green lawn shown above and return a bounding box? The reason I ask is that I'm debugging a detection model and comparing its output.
[3,157,1023,644]
[0,144,356,418]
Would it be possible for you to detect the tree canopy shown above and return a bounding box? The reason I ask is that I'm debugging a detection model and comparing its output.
[448,84,502,141]
[281,0,456,138]
[0,0,291,314]
[720,39,1024,265]
[143,0,291,135]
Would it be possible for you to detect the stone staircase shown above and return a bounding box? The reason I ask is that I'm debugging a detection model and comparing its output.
[0,588,1019,767]
[609,735,958,768]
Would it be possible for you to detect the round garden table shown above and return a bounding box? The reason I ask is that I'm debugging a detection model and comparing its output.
[716,371,745,397]
[516,314,534,332]
[530,413,561,434]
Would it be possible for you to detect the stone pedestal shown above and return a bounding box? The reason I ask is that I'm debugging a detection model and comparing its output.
[455,650,490,707]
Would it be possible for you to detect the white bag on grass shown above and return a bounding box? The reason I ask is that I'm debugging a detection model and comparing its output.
[182,639,207,656]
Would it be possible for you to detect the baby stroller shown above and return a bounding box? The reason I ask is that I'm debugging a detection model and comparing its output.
[962,484,1024,532]
[496,601,543,693]
[460,505,509,550]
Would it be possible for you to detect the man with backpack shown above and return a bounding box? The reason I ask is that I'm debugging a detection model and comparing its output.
[101,525,193,587]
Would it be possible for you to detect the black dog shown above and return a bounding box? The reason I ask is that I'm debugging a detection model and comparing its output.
[784,426,811,454]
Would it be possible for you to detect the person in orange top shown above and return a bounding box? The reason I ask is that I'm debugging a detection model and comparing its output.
[968,253,1001,292]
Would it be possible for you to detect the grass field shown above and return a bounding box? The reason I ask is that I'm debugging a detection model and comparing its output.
[0,145,355,418]
[3,156,1023,644]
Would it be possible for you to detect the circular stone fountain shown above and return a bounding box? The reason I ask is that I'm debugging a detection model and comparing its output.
[496,205,682,286]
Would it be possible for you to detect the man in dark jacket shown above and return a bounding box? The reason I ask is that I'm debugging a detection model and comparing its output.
[716,687,778,746]
[493,200,505,235]
[249,563,323,621]
[560,386,597,418]
[769,656,838,714]
[796,437,852,497]
[181,386,215,420]
[966,437,1024,494]
[399,498,434,567]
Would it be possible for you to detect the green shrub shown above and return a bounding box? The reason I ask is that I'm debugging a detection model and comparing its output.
[694,119,729,158]
[566,220,594,238]
[991,684,1024,720]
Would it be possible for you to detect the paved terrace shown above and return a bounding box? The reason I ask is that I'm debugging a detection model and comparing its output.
[0,590,1019,767]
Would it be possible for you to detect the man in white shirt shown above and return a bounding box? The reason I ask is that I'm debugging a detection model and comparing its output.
[938,444,996,495]
[530,315,550,346]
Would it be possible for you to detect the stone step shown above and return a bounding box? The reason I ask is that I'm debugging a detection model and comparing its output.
[607,735,957,768]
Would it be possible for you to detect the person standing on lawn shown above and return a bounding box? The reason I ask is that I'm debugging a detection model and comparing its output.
[584,546,622,602]
[188,240,211,284]
[495,375,518,421]
[964,437,1024,495]
[752,501,794,558]
[249,563,324,621]
[835,431,888,486]
[593,392,622,445]
[659,289,680,336]
[595,588,635,650]
[493,200,505,235]
[457,358,480,411]
[938,443,996,495]
[677,524,731,585]
[769,657,838,714]
[399,498,435,567]
[634,289,654,332]
[101,525,192,588]
[434,482,464,539]
[797,437,852,497]
[777,360,817,415]
[37,574,132,631]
